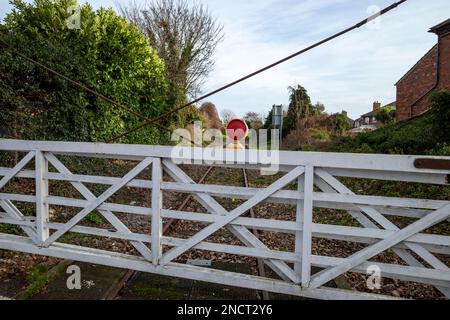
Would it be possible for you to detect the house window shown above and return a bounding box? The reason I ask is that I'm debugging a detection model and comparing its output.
[365,117,369,124]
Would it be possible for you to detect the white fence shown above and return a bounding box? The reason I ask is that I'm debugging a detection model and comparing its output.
[0,139,449,300]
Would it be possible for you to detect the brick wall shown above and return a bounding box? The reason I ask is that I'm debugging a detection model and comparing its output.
[396,24,450,122]
[437,31,450,91]
[396,46,438,121]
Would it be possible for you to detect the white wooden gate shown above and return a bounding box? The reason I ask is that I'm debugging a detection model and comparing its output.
[0,139,449,300]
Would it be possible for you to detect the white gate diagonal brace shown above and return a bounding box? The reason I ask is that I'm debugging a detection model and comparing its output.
[44,153,153,260]
[42,156,154,247]
[162,160,301,283]
[160,165,305,265]
[314,169,450,297]
[0,151,35,190]
[309,202,450,289]
[0,200,39,244]
[0,151,39,244]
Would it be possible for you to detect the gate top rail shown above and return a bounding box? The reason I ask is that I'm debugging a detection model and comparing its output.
[1,139,450,176]
[0,138,449,300]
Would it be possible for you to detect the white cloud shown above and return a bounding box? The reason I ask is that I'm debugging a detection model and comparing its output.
[1,0,449,120]
[199,0,450,119]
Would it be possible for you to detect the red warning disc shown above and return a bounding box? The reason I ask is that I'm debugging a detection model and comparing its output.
[226,119,249,141]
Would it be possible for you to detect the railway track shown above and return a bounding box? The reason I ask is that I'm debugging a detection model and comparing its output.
[103,165,270,300]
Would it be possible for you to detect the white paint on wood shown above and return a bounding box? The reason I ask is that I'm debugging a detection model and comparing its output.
[0,233,401,300]
[44,153,153,260]
[310,203,450,289]
[162,159,300,283]
[315,169,450,297]
[1,140,450,299]
[0,200,39,244]
[301,166,314,287]
[151,158,162,265]
[159,166,305,265]
[42,156,153,247]
[1,139,449,175]
[0,151,35,190]
[35,151,49,244]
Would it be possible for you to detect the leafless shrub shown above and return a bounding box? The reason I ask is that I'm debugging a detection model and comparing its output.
[120,0,224,102]
[199,102,222,130]
[220,109,236,125]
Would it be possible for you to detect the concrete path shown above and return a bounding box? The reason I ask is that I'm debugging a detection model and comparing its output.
[13,261,342,300]
[119,262,260,300]
[30,262,128,300]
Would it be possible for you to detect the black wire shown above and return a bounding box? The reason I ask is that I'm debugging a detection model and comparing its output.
[0,38,152,122]
[0,0,408,144]
[0,37,202,146]
[107,0,408,143]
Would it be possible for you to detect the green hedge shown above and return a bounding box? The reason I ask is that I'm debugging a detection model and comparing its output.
[330,91,450,156]
[1,0,168,144]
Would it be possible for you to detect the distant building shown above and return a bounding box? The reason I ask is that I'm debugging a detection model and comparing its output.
[340,110,354,128]
[352,101,396,132]
[396,19,450,121]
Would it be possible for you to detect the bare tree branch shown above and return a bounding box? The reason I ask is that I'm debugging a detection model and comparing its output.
[120,0,224,103]
[220,109,236,125]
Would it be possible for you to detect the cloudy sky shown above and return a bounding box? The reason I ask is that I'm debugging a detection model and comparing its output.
[1,0,449,119]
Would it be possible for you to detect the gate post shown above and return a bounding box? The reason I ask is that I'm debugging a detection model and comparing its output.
[151,158,163,265]
[295,165,314,287]
[294,171,305,284]
[35,150,49,245]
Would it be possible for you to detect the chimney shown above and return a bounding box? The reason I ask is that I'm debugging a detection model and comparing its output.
[430,19,450,91]
[429,19,450,38]
[373,101,381,111]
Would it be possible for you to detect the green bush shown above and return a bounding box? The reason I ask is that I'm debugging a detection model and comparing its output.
[300,144,315,151]
[0,30,93,141]
[430,90,450,143]
[375,106,396,125]
[333,113,351,135]
[428,143,450,156]
[331,112,435,154]
[1,0,168,143]
[19,264,50,300]
[84,212,103,225]
[330,91,450,156]
[309,128,331,142]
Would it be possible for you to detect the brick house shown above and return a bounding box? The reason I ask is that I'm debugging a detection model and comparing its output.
[396,19,450,121]
[352,101,396,131]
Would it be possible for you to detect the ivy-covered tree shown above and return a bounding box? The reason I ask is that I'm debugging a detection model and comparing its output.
[375,106,396,125]
[263,108,275,129]
[333,112,351,135]
[1,0,168,143]
[283,85,312,137]
[312,102,326,116]
[430,90,450,143]
[244,112,263,130]
[0,28,92,141]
